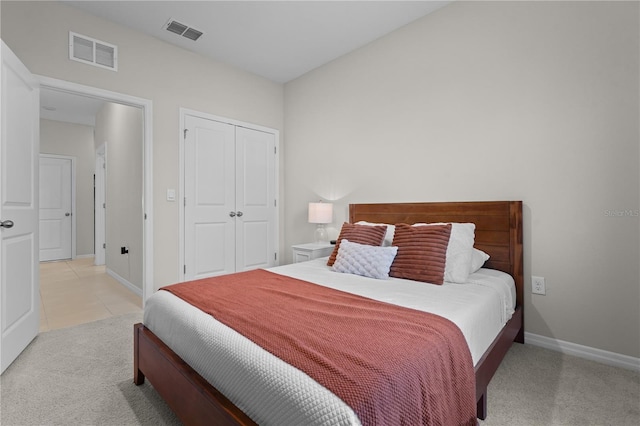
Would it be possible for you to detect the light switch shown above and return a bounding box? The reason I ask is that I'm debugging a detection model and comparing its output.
[167,189,176,202]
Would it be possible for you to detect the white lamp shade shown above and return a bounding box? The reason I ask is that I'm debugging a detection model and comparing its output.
[308,202,333,224]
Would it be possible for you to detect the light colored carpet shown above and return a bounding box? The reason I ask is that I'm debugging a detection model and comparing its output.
[1,313,638,425]
[0,312,179,426]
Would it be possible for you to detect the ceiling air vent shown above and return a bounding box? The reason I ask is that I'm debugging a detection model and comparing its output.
[165,19,203,41]
[69,32,118,71]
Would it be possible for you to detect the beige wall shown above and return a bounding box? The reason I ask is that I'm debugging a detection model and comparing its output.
[39,119,95,256]
[284,1,639,358]
[0,1,284,289]
[3,1,638,359]
[94,103,143,290]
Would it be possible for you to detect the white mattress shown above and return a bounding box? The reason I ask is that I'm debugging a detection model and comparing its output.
[143,258,516,426]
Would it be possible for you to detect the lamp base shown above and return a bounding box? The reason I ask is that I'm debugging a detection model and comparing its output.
[314,225,327,243]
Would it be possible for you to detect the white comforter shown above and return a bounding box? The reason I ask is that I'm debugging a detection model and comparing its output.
[143,258,515,426]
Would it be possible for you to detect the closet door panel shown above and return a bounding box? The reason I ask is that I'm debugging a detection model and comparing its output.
[235,127,276,271]
[184,116,235,280]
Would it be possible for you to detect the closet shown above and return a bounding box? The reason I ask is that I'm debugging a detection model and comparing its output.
[183,113,277,281]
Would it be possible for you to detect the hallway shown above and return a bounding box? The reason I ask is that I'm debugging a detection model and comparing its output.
[39,257,142,332]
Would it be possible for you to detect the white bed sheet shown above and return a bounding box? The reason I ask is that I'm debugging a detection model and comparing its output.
[143,258,516,426]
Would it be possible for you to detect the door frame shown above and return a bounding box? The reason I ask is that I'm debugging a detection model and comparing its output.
[39,153,76,261]
[178,108,280,282]
[37,76,154,304]
[94,144,106,266]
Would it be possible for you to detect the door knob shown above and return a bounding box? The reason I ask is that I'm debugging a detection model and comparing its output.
[236,211,243,217]
[0,220,14,229]
[229,211,236,217]
[65,212,71,217]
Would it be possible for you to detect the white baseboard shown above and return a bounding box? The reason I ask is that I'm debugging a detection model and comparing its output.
[525,332,640,372]
[106,268,142,297]
[75,254,94,259]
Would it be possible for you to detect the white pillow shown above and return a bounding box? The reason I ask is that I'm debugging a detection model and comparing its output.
[413,222,475,283]
[469,248,490,274]
[356,221,395,247]
[332,239,398,279]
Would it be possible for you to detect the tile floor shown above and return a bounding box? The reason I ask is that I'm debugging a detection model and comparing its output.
[39,257,142,332]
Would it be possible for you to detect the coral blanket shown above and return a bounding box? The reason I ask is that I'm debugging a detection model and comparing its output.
[162,269,476,426]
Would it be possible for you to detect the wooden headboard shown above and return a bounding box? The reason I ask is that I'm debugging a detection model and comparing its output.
[349,201,523,308]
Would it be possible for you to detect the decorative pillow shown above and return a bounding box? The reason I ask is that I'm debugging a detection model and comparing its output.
[327,222,387,266]
[389,223,451,285]
[413,222,476,283]
[469,248,490,274]
[332,239,398,279]
[355,221,395,247]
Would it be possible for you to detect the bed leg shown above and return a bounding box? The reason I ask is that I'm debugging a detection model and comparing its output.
[134,323,146,385]
[476,392,487,420]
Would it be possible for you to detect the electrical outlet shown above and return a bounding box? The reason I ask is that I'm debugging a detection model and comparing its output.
[532,276,546,295]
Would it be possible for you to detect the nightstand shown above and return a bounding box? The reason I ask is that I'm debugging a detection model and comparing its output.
[292,243,334,263]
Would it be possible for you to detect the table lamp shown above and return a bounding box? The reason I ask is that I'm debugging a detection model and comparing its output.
[308,201,333,243]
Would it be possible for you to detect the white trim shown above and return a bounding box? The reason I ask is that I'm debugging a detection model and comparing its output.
[36,75,153,306]
[94,144,106,266]
[178,108,280,281]
[106,267,142,297]
[525,332,640,372]
[75,254,94,259]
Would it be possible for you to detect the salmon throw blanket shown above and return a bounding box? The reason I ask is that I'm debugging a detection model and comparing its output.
[162,269,476,426]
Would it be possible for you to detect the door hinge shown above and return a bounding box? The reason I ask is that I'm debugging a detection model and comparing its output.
[274,199,276,207]
[274,146,276,155]
[144,213,147,220]
[274,252,277,261]
[103,243,106,249]
[184,129,188,139]
[184,197,187,207]
[184,265,186,274]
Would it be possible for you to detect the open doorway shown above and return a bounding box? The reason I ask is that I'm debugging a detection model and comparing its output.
[37,77,153,330]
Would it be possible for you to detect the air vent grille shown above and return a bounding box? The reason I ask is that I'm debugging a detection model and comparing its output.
[165,19,203,41]
[166,20,188,35]
[69,32,117,71]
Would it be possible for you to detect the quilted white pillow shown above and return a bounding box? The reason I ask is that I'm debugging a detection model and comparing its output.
[332,239,398,279]
[413,222,476,283]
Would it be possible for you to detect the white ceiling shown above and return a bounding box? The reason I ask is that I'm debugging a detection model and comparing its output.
[64,0,451,83]
[41,88,106,126]
[44,1,451,126]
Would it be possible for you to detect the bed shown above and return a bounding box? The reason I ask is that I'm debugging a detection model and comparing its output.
[134,201,524,425]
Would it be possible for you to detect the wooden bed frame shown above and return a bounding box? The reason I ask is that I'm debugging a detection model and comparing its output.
[134,200,524,424]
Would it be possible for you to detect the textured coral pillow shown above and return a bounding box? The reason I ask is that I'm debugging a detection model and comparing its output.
[413,222,476,283]
[389,223,452,285]
[327,222,387,266]
[332,239,398,279]
[355,221,395,247]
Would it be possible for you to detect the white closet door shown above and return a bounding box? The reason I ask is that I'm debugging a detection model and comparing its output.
[184,115,235,280]
[235,127,276,271]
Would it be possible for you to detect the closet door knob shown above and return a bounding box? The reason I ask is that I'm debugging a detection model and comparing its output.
[0,220,14,229]
[236,211,243,217]
[229,211,237,217]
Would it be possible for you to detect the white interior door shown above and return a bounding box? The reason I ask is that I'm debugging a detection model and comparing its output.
[235,127,276,271]
[39,155,72,261]
[184,115,235,280]
[1,41,40,374]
